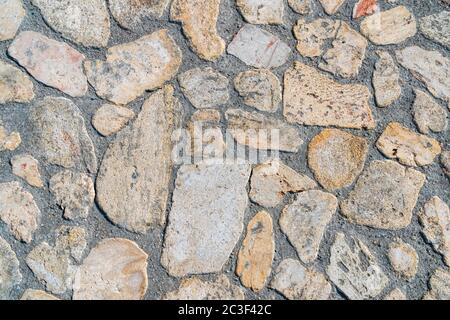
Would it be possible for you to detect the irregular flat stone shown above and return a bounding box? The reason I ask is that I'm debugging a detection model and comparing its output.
[288,0,312,14]
[109,0,170,29]
[0,0,25,41]
[11,154,44,188]
[30,97,97,173]
[419,11,450,49]
[26,226,87,294]
[293,18,339,57]
[73,238,148,300]
[8,31,88,97]
[164,275,245,300]
[0,59,34,104]
[84,30,182,105]
[54,226,87,263]
[0,236,22,300]
[388,239,419,279]
[360,6,417,45]
[96,87,182,233]
[92,104,134,137]
[31,0,110,47]
[341,160,425,230]
[327,233,389,300]
[226,108,303,152]
[318,0,346,15]
[319,22,368,78]
[373,51,401,107]
[250,159,317,208]
[171,0,224,61]
[280,190,337,264]
[161,162,251,277]
[0,181,40,243]
[384,288,407,300]
[376,122,442,167]
[419,197,450,267]
[396,46,450,102]
[228,24,291,69]
[353,0,378,19]
[0,125,21,151]
[413,89,448,134]
[270,259,331,300]
[234,69,281,113]
[178,67,229,109]
[423,268,450,300]
[284,62,375,129]
[308,129,368,191]
[236,211,274,292]
[237,0,284,25]
[20,289,59,300]
[50,170,95,221]
[442,151,450,178]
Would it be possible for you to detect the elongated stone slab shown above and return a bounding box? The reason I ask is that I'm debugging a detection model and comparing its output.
[161,162,251,277]
[85,30,182,105]
[284,62,375,129]
[8,31,88,97]
[96,86,182,233]
[419,11,450,49]
[373,51,401,107]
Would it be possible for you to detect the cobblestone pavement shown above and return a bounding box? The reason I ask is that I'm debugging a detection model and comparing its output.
[0,0,449,300]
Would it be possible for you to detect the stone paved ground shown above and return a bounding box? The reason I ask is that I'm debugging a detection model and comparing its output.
[0,0,449,300]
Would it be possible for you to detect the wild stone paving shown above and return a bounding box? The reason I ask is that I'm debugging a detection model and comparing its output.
[0,0,449,301]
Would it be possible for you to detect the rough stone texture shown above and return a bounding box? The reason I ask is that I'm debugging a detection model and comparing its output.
[288,0,312,14]
[353,0,378,19]
[30,97,97,173]
[234,69,281,113]
[96,87,182,233]
[164,275,245,300]
[11,154,43,188]
[284,62,375,129]
[318,0,346,15]
[373,51,401,107]
[179,67,229,109]
[419,197,450,267]
[26,226,87,294]
[73,238,148,300]
[388,239,419,279]
[49,170,95,221]
[341,160,426,230]
[280,191,337,264]
[170,0,224,61]
[423,268,450,300]
[226,108,303,152]
[319,22,368,78]
[384,288,407,300]
[360,6,417,45]
[20,289,59,300]
[0,59,34,104]
[250,159,317,208]
[419,11,450,49]
[0,236,21,300]
[0,0,25,41]
[109,0,171,30]
[376,122,442,167]
[270,259,331,300]
[8,31,88,97]
[0,181,40,243]
[308,129,368,191]
[442,151,450,179]
[236,211,274,292]
[0,125,20,151]
[161,162,251,277]
[228,24,291,69]
[413,89,448,134]
[327,233,389,300]
[92,104,134,137]
[84,30,182,105]
[293,18,339,58]
[236,0,284,25]
[396,46,450,102]
[31,0,110,47]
